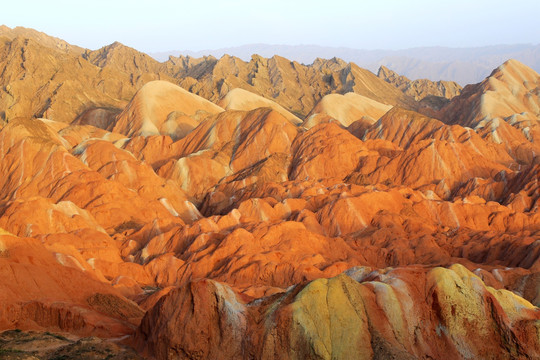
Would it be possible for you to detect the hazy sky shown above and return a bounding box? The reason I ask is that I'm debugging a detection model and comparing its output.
[3,0,539,52]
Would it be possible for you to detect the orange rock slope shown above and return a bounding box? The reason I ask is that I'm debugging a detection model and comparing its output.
[0,27,539,360]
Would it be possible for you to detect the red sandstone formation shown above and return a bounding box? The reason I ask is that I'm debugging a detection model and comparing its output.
[0,26,538,359]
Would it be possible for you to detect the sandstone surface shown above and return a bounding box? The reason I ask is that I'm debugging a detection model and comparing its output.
[0,27,538,360]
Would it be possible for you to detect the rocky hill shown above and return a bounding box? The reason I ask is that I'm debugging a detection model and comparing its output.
[0,26,538,360]
[378,65,462,99]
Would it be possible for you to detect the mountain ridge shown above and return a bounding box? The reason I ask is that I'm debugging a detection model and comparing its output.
[0,28,422,123]
[151,43,540,85]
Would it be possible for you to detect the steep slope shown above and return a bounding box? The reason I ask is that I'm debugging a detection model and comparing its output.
[153,43,540,85]
[306,92,392,127]
[173,54,338,117]
[156,108,298,201]
[137,267,540,360]
[343,63,418,109]
[378,65,462,109]
[0,232,142,338]
[112,80,224,138]
[0,38,172,124]
[0,24,84,54]
[289,122,372,179]
[436,60,540,169]
[0,118,193,230]
[440,59,540,127]
[218,87,301,124]
[352,108,514,195]
[170,54,418,117]
[0,29,420,129]
[83,41,168,79]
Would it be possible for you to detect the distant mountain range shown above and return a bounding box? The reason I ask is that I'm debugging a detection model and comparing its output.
[150,43,540,85]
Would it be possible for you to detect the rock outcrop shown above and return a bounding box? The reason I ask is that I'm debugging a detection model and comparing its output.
[378,65,462,102]
[137,266,540,360]
[112,80,223,138]
[439,59,540,128]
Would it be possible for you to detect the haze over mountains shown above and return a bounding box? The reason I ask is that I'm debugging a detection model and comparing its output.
[0,25,539,359]
[151,43,540,85]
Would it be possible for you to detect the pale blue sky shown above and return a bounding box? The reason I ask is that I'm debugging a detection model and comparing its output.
[3,0,539,52]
